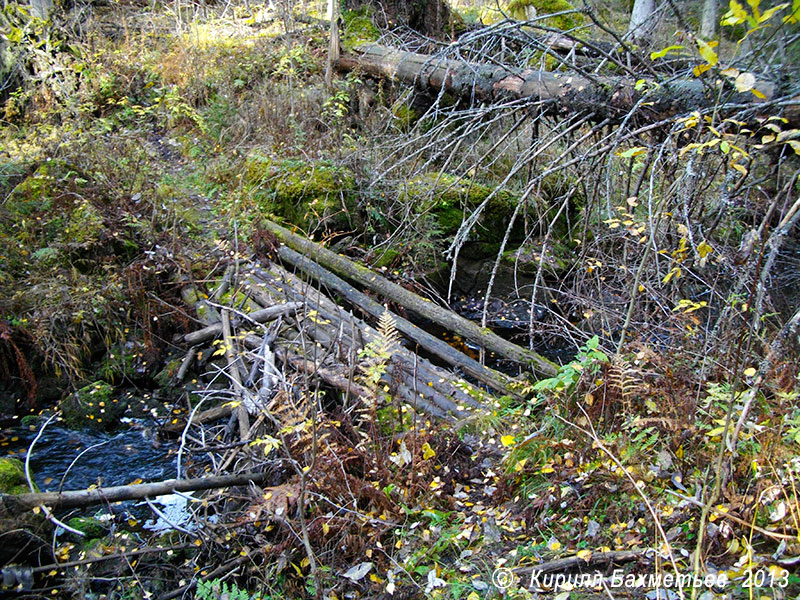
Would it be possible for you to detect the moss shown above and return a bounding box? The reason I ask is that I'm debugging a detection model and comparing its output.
[243,154,358,230]
[66,516,109,540]
[504,239,576,274]
[0,457,30,494]
[153,357,182,389]
[401,172,517,243]
[341,8,381,51]
[371,248,400,268]
[59,381,127,431]
[20,414,40,427]
[392,103,418,132]
[64,199,105,245]
[506,0,584,30]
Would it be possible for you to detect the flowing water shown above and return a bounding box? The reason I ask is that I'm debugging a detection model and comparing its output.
[2,419,176,493]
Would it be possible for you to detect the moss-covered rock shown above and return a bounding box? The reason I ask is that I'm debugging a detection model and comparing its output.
[66,516,110,540]
[243,155,358,230]
[401,172,518,244]
[59,381,127,430]
[153,357,182,389]
[341,8,381,51]
[0,457,30,494]
[504,239,576,275]
[485,0,583,30]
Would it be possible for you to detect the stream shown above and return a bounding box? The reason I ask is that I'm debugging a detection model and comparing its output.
[2,419,177,493]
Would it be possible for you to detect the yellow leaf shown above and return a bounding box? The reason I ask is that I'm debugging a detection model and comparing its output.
[323,522,330,535]
[743,367,757,377]
[693,63,713,77]
[577,549,592,561]
[751,87,767,99]
[650,45,684,60]
[501,435,515,447]
[421,442,436,460]
[467,593,481,600]
[697,241,713,258]
[696,39,719,66]
[734,72,756,92]
[787,140,800,154]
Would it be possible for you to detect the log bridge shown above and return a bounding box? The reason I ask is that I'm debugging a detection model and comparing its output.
[2,222,557,516]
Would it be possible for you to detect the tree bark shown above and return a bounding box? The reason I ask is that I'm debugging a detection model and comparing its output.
[326,0,340,89]
[261,219,559,376]
[2,472,272,514]
[627,0,657,42]
[700,0,718,39]
[334,43,800,126]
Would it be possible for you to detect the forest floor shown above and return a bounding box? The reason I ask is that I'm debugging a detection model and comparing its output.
[1,1,800,599]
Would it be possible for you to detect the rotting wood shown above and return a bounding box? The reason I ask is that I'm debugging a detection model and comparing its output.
[1,472,272,514]
[334,43,800,125]
[275,246,521,397]
[261,220,558,376]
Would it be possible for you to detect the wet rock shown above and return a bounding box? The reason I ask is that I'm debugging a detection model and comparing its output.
[59,381,127,431]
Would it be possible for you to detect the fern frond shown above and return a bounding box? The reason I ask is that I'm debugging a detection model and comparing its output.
[375,310,400,357]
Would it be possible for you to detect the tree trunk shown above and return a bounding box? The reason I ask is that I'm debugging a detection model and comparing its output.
[326,0,340,89]
[700,0,718,39]
[334,44,800,126]
[627,0,657,41]
[28,0,53,19]
[275,245,520,395]
[343,0,450,37]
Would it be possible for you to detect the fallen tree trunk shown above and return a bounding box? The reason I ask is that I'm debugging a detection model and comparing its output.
[275,246,519,396]
[2,472,271,514]
[262,220,558,376]
[335,43,800,125]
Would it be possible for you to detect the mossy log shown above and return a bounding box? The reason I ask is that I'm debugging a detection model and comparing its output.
[261,220,558,377]
[334,44,800,125]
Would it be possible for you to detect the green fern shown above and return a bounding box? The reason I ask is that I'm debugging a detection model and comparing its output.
[195,578,251,600]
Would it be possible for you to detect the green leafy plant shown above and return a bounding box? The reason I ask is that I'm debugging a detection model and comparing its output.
[195,578,252,600]
[532,335,609,395]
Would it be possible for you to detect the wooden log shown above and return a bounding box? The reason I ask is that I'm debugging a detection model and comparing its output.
[221,309,251,438]
[180,283,221,326]
[182,302,302,345]
[163,402,234,433]
[246,267,480,418]
[2,472,272,514]
[261,220,558,376]
[276,245,521,396]
[334,43,800,125]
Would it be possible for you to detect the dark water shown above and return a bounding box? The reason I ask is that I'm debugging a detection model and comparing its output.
[2,421,176,493]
